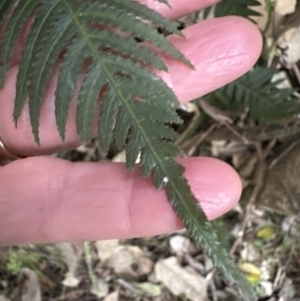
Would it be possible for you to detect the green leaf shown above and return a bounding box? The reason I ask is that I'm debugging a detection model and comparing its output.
[215,0,261,21]
[0,0,40,87]
[28,1,75,144]
[55,36,90,141]
[205,67,300,123]
[13,0,62,126]
[0,0,15,26]
[153,0,171,7]
[76,64,106,142]
[75,4,191,67]
[94,0,182,36]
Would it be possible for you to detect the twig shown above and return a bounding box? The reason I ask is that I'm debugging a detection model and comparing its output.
[292,63,300,86]
[83,242,104,298]
[117,278,141,296]
[224,122,249,143]
[56,290,85,301]
[230,143,266,255]
[268,140,299,170]
[263,139,277,159]
[208,278,218,301]
[199,98,248,143]
[183,123,217,156]
[262,0,275,37]
[175,103,202,146]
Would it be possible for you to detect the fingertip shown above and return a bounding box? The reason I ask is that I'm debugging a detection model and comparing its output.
[139,0,221,19]
[159,16,263,102]
[228,16,263,63]
[180,157,242,220]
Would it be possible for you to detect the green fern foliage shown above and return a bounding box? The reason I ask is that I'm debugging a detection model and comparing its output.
[1,0,190,142]
[0,1,13,26]
[215,0,261,20]
[0,1,257,300]
[205,67,300,123]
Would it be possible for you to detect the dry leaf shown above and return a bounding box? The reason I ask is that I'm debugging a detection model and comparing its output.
[246,273,262,283]
[276,0,297,15]
[107,246,153,279]
[260,281,273,298]
[277,26,300,65]
[238,262,262,283]
[250,0,269,32]
[179,102,198,113]
[279,278,297,300]
[96,240,120,263]
[169,235,193,254]
[257,226,275,240]
[10,268,41,301]
[258,143,300,214]
[56,243,81,288]
[281,216,297,232]
[240,244,261,262]
[103,291,119,301]
[135,282,162,297]
[112,151,126,163]
[233,151,258,179]
[211,140,248,157]
[154,257,208,301]
[252,0,296,37]
[276,2,300,66]
[198,99,233,124]
[91,279,109,298]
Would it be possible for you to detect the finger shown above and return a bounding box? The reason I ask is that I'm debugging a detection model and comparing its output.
[158,17,263,102]
[0,17,262,157]
[139,0,221,18]
[0,156,241,246]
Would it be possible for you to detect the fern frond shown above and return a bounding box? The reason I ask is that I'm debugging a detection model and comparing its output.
[205,67,300,123]
[0,1,257,299]
[215,0,261,21]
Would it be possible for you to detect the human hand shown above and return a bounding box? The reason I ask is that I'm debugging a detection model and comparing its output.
[0,0,262,246]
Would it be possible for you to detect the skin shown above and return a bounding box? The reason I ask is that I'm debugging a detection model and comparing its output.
[0,0,262,246]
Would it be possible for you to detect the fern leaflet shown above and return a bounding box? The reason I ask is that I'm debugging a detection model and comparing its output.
[215,0,262,21]
[205,67,300,123]
[0,1,257,299]
[0,0,14,26]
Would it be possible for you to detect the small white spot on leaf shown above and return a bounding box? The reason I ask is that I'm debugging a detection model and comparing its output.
[162,177,169,185]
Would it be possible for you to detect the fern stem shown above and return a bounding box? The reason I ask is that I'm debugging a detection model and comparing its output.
[262,0,274,36]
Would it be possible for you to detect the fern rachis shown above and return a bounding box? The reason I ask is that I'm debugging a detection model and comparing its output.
[0,1,257,300]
